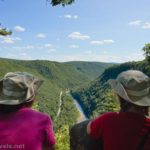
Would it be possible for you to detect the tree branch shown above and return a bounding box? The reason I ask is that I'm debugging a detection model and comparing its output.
[0,28,12,36]
[50,0,75,6]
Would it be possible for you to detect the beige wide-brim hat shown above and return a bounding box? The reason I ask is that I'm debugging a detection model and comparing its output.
[0,72,43,105]
[108,70,150,106]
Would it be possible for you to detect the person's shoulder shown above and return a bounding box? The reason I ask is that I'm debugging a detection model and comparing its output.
[100,112,118,119]
[145,116,150,124]
[19,107,52,122]
[92,112,118,123]
[30,109,54,126]
[31,109,51,119]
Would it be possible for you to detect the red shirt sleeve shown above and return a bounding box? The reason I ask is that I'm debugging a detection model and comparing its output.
[89,114,106,140]
[43,116,56,148]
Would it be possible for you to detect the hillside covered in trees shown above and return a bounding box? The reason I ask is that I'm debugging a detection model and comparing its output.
[65,61,113,80]
[0,58,112,129]
[0,56,149,149]
[72,60,150,118]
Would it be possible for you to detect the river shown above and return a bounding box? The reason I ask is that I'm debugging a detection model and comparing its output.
[66,90,88,122]
[71,94,88,123]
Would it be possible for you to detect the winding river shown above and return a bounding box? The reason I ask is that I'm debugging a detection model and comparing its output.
[71,94,88,123]
[65,90,88,123]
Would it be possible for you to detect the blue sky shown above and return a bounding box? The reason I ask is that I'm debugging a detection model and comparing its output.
[0,0,150,62]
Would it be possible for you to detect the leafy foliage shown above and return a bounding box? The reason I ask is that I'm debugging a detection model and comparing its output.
[51,0,75,6]
[142,43,150,63]
[54,93,79,130]
[56,125,70,150]
[65,61,114,80]
[0,28,12,36]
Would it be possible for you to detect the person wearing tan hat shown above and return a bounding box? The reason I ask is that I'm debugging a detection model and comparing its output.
[0,72,55,150]
[87,70,150,150]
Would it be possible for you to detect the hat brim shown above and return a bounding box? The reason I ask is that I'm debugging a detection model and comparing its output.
[0,73,44,105]
[0,80,29,105]
[108,79,150,106]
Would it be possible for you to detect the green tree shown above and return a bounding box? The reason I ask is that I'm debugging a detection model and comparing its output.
[51,0,75,6]
[0,28,12,36]
[55,125,70,150]
[0,0,75,6]
[142,43,150,62]
[0,24,12,36]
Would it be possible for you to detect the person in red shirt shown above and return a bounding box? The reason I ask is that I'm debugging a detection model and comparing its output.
[87,70,150,150]
[0,72,56,150]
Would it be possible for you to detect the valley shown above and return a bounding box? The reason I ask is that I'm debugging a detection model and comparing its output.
[0,57,113,130]
[0,57,149,150]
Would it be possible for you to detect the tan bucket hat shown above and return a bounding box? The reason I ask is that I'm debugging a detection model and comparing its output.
[0,72,43,105]
[108,70,150,106]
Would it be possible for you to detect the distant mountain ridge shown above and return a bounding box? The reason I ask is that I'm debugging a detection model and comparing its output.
[65,61,114,80]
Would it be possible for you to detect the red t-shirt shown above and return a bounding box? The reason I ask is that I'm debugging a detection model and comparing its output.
[0,107,55,150]
[89,112,150,150]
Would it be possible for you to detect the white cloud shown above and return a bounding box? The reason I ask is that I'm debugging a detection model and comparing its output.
[90,41,103,45]
[55,52,144,63]
[45,48,144,63]
[63,14,79,19]
[36,33,46,38]
[6,53,32,60]
[44,44,56,52]
[15,37,22,41]
[14,26,26,32]
[69,45,79,48]
[129,20,150,29]
[142,22,150,29]
[36,46,43,49]
[7,50,142,63]
[36,44,56,52]
[6,54,18,58]
[102,51,108,54]
[11,44,54,50]
[10,44,54,51]
[73,15,78,19]
[11,46,21,50]
[0,35,3,39]
[11,45,34,50]
[128,20,142,26]
[103,40,114,44]
[24,45,35,49]
[2,37,15,44]
[44,44,53,48]
[90,39,114,45]
[68,32,90,40]
[64,14,72,19]
[47,49,56,53]
[1,36,22,44]
[84,50,92,54]
[20,53,31,59]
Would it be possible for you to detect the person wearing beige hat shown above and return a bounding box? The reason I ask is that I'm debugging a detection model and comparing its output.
[0,72,55,150]
[87,70,150,150]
